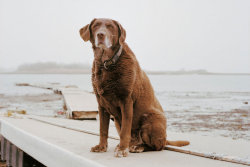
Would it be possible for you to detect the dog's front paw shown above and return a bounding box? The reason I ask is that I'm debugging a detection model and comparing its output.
[91,144,107,153]
[114,145,129,157]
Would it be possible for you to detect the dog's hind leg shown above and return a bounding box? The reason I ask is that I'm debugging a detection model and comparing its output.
[139,112,167,151]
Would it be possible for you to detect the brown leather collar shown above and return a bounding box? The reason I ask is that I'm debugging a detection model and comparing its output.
[101,45,123,70]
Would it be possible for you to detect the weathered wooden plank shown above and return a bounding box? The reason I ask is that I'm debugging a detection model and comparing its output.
[29,115,250,166]
[27,83,99,120]
[1,117,249,167]
[60,89,98,119]
[63,90,98,112]
[0,119,104,167]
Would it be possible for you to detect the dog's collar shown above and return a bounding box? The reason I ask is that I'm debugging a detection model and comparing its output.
[101,45,123,70]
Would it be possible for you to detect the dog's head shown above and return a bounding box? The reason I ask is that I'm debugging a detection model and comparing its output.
[79,18,126,49]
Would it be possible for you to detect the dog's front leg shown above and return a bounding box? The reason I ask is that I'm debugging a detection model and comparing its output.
[91,106,110,152]
[115,97,133,157]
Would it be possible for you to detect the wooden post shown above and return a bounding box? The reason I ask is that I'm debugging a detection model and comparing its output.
[17,148,23,167]
[6,140,11,166]
[0,136,24,167]
[11,144,18,167]
[0,136,6,162]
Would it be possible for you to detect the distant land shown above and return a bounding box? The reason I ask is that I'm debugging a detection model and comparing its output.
[2,62,91,74]
[144,70,250,75]
[0,62,250,75]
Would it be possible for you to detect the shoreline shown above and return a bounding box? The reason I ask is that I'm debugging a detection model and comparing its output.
[1,92,249,141]
[1,72,250,76]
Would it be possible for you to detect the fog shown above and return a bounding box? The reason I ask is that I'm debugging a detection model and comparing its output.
[0,0,249,73]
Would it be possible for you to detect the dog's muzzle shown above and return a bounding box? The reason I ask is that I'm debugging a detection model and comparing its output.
[95,31,112,49]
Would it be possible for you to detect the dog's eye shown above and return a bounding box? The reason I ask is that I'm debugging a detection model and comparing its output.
[106,24,113,29]
[93,23,100,29]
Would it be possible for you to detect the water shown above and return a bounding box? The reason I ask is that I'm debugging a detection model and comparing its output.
[0,74,92,96]
[1,74,250,112]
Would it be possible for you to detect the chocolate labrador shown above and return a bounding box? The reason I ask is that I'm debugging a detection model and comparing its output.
[79,18,189,157]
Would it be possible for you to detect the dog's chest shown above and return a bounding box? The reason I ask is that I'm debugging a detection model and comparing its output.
[93,68,129,101]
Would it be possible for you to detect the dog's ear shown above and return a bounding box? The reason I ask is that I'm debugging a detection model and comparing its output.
[113,20,126,45]
[79,19,96,42]
[79,24,90,42]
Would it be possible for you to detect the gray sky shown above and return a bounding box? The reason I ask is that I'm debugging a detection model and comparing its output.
[0,0,249,72]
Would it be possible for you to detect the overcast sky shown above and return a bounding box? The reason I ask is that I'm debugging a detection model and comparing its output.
[0,0,249,72]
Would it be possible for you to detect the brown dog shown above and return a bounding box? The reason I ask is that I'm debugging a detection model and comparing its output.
[79,18,189,157]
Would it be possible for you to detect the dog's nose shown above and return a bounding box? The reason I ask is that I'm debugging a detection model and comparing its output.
[97,32,105,39]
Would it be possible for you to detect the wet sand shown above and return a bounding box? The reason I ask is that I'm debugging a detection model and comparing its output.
[166,108,250,140]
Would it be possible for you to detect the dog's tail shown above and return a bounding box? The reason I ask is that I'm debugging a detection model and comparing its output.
[166,140,190,147]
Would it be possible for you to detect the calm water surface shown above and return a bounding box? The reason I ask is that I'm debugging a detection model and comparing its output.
[1,74,250,112]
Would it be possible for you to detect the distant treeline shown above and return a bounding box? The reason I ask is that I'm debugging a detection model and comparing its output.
[1,62,249,75]
[15,62,209,74]
[15,62,91,74]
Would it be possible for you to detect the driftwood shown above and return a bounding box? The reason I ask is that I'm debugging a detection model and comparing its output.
[15,83,30,86]
[28,116,250,166]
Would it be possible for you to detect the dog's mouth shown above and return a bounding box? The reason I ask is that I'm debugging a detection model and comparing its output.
[98,41,104,45]
[95,35,112,49]
[97,42,107,49]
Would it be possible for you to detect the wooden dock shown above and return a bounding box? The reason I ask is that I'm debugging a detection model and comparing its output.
[27,83,98,120]
[0,115,249,167]
[1,82,249,166]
